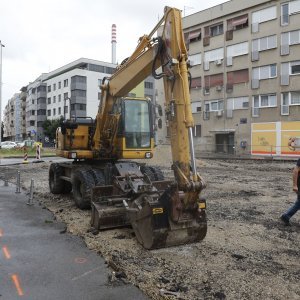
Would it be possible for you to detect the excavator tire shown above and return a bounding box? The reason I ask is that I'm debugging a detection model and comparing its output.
[140,165,156,181]
[149,166,165,181]
[49,163,64,194]
[72,169,95,209]
[63,182,72,194]
[89,169,105,186]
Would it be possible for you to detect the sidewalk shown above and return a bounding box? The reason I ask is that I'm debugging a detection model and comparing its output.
[0,181,147,300]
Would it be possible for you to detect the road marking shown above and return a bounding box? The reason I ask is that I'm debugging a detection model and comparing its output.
[74,257,87,264]
[2,246,11,259]
[11,274,24,296]
[71,266,102,281]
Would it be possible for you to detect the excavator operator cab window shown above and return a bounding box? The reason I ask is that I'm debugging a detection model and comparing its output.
[124,99,151,149]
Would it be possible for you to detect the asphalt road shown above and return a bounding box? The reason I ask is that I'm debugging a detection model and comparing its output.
[0,181,147,300]
[0,156,68,166]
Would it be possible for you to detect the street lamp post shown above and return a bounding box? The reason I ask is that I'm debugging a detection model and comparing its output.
[0,40,5,145]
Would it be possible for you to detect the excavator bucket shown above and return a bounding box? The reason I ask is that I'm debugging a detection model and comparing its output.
[91,177,207,249]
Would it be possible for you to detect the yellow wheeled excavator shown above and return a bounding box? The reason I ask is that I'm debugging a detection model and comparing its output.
[49,6,207,249]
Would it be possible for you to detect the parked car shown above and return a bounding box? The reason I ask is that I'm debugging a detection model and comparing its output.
[16,141,26,148]
[1,141,18,149]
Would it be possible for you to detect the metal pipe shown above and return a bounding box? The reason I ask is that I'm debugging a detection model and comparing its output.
[15,171,21,193]
[4,170,8,186]
[27,178,34,206]
[188,127,197,177]
[0,41,5,146]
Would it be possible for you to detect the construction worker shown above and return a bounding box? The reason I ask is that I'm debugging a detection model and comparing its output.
[280,158,300,226]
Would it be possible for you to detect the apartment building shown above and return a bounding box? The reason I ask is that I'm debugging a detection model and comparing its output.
[26,74,48,141]
[44,58,117,122]
[156,0,300,157]
[3,95,16,140]
[3,89,27,141]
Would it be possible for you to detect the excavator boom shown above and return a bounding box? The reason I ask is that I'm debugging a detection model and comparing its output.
[90,7,207,249]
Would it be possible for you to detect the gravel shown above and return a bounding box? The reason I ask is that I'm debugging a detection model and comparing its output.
[2,145,299,300]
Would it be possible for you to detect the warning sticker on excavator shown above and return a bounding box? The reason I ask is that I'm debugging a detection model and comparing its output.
[198,202,206,209]
[152,207,164,214]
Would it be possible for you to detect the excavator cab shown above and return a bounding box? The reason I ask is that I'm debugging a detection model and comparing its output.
[115,97,154,159]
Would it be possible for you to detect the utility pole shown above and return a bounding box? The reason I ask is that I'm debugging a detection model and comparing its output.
[0,40,5,145]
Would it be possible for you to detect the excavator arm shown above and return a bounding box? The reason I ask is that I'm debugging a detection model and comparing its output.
[93,7,205,204]
[89,7,207,249]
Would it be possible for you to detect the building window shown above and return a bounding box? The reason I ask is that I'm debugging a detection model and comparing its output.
[227,97,249,111]
[53,96,56,103]
[58,95,61,102]
[252,94,277,116]
[47,85,51,92]
[30,120,35,126]
[191,101,202,113]
[32,99,34,104]
[203,48,224,70]
[252,35,277,56]
[191,77,202,89]
[53,83,56,91]
[194,125,201,137]
[58,81,61,89]
[64,92,68,100]
[252,6,277,26]
[144,81,153,89]
[189,53,202,66]
[47,110,51,117]
[204,99,224,112]
[64,79,68,87]
[281,3,289,25]
[187,30,201,43]
[227,69,249,90]
[31,110,35,115]
[227,14,248,31]
[291,62,300,75]
[226,42,248,65]
[58,107,61,115]
[281,1,300,26]
[47,97,51,104]
[210,23,223,37]
[281,91,300,115]
[64,106,68,114]
[252,64,277,88]
[53,108,56,116]
[204,73,223,93]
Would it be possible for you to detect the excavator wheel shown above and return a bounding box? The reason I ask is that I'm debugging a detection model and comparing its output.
[63,182,72,194]
[49,163,64,194]
[72,169,95,209]
[149,166,164,181]
[89,169,105,186]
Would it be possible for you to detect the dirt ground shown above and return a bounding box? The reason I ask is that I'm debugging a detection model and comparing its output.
[2,146,300,300]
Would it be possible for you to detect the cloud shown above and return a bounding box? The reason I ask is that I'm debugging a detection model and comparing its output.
[0,0,225,114]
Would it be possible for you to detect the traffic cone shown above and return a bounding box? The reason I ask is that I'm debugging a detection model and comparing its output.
[23,147,29,164]
[36,144,41,160]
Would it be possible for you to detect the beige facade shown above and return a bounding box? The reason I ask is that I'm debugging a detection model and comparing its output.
[3,89,27,141]
[156,0,300,156]
[3,96,16,140]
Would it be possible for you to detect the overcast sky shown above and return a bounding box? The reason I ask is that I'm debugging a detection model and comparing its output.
[0,0,225,114]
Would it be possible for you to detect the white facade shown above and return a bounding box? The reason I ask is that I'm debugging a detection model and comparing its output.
[44,58,116,121]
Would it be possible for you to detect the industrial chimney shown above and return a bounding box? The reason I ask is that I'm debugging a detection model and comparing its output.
[111,24,116,64]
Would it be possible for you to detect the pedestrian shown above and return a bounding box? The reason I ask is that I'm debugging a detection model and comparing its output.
[280,158,300,226]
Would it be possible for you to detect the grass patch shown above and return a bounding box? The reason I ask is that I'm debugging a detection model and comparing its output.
[0,148,56,158]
